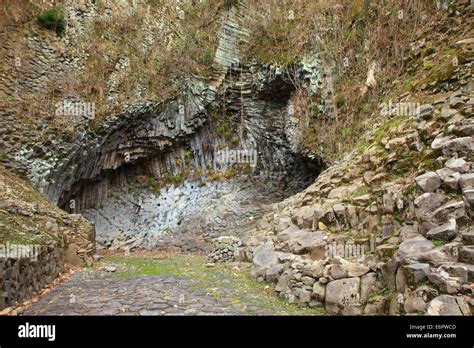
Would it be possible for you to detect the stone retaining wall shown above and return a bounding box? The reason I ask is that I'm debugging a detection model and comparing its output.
[0,246,64,310]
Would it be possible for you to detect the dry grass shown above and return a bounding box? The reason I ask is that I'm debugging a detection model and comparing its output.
[1,0,225,130]
[73,0,224,123]
[240,0,445,162]
[0,0,46,28]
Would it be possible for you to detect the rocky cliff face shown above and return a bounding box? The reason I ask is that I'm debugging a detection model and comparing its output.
[0,165,94,310]
[0,0,472,315]
[237,1,473,316]
[1,1,324,253]
[242,88,473,314]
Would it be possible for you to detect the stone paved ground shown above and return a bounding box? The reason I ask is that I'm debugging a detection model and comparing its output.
[23,255,324,316]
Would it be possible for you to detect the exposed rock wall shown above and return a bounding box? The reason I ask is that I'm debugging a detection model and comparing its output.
[0,165,95,310]
[2,0,324,213]
[239,54,473,315]
[0,0,472,317]
[82,175,287,252]
[73,61,324,252]
[1,1,326,259]
[0,0,220,199]
[0,246,64,310]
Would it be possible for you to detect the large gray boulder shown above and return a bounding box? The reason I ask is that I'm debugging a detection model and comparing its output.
[426,295,466,316]
[302,260,325,278]
[426,219,458,242]
[428,200,466,224]
[251,242,279,277]
[463,188,474,206]
[312,281,326,301]
[330,257,370,278]
[414,193,449,221]
[296,288,312,304]
[428,269,463,294]
[325,277,361,315]
[265,263,285,282]
[459,246,474,264]
[445,158,470,173]
[404,292,428,314]
[403,263,431,286]
[276,224,303,242]
[436,168,461,190]
[292,204,324,228]
[415,172,441,193]
[360,272,378,304]
[364,295,388,315]
[440,262,474,282]
[275,271,291,293]
[460,173,474,190]
[417,248,457,267]
[287,230,325,254]
[396,236,435,262]
[404,286,438,314]
[431,136,474,156]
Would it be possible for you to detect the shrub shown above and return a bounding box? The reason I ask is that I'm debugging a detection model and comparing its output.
[184,150,192,164]
[147,176,161,196]
[223,0,239,9]
[199,48,215,66]
[240,0,441,163]
[37,6,66,36]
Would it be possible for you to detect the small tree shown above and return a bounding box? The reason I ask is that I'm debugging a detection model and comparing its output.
[37,6,66,36]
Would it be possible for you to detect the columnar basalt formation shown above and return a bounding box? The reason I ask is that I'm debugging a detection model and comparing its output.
[1,1,325,257]
[0,0,471,316]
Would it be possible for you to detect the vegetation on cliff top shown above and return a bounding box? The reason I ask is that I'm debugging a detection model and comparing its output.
[0,0,225,130]
[240,0,451,162]
[37,6,66,36]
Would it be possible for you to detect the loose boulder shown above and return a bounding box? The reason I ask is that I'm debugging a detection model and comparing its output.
[325,277,361,315]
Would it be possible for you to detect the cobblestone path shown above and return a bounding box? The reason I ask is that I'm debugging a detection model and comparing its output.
[23,255,324,316]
